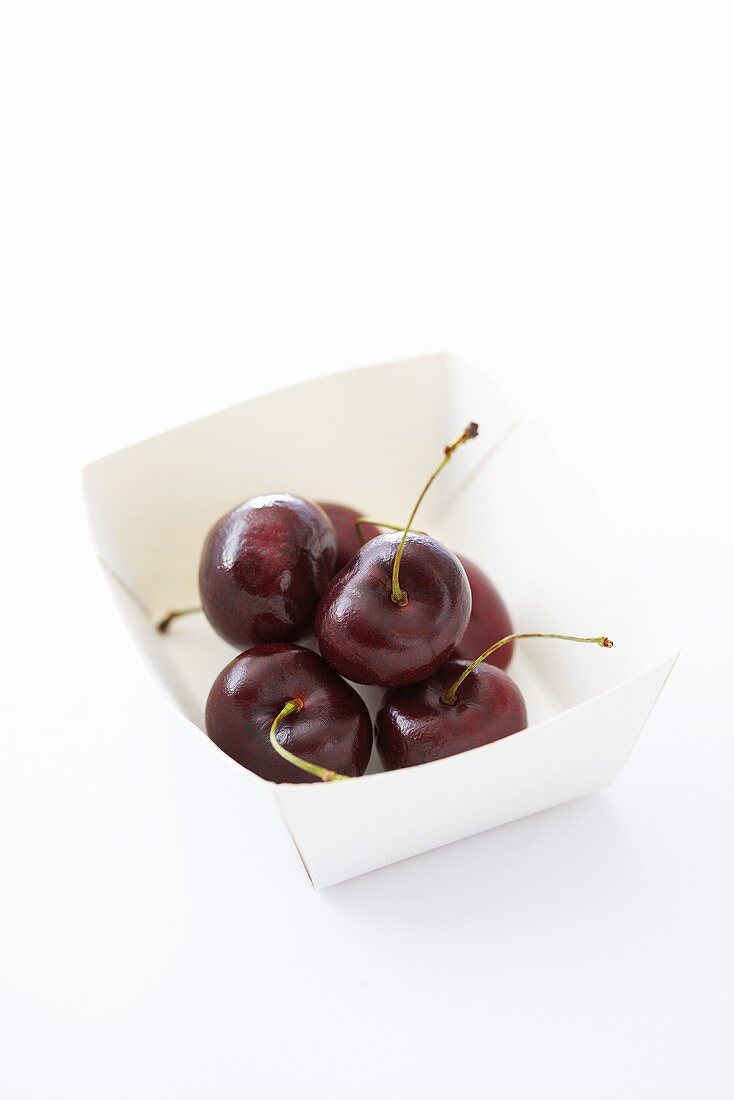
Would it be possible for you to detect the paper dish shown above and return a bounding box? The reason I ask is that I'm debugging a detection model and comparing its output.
[83,354,679,887]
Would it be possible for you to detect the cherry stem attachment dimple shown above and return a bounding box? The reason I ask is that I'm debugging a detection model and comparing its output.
[390,422,479,607]
[354,517,427,545]
[440,632,614,706]
[269,699,350,782]
[157,606,202,632]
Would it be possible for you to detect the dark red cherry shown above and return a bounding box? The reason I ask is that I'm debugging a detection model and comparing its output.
[199,494,336,648]
[315,423,479,687]
[376,632,612,770]
[453,554,514,669]
[205,643,373,783]
[376,659,527,769]
[315,531,471,687]
[318,503,381,572]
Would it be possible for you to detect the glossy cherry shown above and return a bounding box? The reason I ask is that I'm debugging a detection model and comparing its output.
[376,633,613,770]
[205,643,373,783]
[198,493,336,648]
[318,503,381,572]
[316,531,472,686]
[453,554,514,669]
[315,424,478,687]
[377,658,527,769]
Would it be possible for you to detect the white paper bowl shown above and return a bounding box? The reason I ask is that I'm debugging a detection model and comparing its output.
[83,354,679,887]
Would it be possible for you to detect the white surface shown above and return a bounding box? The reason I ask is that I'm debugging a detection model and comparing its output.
[1,1,733,1096]
[83,354,679,886]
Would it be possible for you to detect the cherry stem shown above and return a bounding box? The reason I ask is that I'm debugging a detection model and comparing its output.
[440,632,614,705]
[354,517,427,545]
[269,699,350,782]
[390,422,479,607]
[157,606,202,632]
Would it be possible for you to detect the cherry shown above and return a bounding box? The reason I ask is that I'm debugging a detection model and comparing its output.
[453,554,514,669]
[376,633,613,770]
[318,503,381,572]
[205,643,373,783]
[315,425,478,687]
[376,659,526,768]
[199,493,336,648]
[155,508,412,635]
[316,532,472,686]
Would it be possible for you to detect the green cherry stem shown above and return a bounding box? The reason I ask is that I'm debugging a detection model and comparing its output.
[157,606,202,632]
[390,422,479,607]
[269,698,350,782]
[354,517,427,545]
[441,632,614,706]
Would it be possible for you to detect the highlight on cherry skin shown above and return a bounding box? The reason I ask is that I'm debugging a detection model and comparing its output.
[314,424,479,688]
[375,632,613,772]
[153,492,339,642]
[204,644,373,783]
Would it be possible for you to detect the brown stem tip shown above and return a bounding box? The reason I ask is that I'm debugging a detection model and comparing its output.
[444,421,479,457]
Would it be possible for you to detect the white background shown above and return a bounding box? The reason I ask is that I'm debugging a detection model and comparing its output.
[2,2,733,1097]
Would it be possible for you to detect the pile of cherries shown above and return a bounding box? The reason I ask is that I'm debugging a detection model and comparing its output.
[161,423,612,783]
